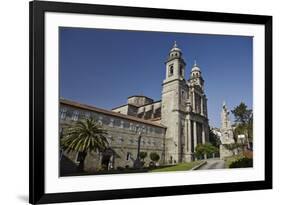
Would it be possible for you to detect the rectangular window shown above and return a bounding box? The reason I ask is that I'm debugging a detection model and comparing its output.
[60,108,67,120]
[72,110,79,121]
[109,118,114,127]
[129,123,134,131]
[84,112,90,119]
[120,120,124,128]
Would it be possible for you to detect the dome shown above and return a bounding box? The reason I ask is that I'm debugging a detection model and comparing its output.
[191,66,201,72]
[191,60,201,72]
[170,47,181,52]
[170,41,181,52]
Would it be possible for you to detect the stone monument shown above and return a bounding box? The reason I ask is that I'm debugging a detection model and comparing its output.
[219,101,235,159]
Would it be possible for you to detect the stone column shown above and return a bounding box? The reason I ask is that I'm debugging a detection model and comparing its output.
[205,98,208,118]
[188,120,192,153]
[192,90,196,112]
[202,124,206,144]
[201,96,204,116]
[193,121,197,152]
[202,124,207,159]
[184,120,188,153]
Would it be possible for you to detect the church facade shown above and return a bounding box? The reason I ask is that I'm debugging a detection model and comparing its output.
[60,42,209,172]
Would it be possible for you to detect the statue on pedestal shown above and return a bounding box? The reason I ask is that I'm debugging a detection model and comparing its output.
[220,101,235,159]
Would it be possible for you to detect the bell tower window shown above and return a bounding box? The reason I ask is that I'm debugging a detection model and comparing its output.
[180,65,184,77]
[169,65,174,76]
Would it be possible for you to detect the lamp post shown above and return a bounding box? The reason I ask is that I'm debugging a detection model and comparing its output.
[133,126,143,169]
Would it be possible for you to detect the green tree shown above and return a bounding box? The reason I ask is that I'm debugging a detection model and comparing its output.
[231,102,252,124]
[60,118,108,172]
[195,143,219,159]
[209,128,221,148]
[231,102,253,147]
[150,152,160,162]
[204,143,219,156]
[195,144,205,159]
[139,152,147,162]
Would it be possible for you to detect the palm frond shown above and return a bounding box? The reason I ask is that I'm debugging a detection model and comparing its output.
[60,117,108,154]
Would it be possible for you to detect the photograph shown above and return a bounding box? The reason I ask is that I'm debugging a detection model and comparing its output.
[58,27,253,177]
[29,1,272,203]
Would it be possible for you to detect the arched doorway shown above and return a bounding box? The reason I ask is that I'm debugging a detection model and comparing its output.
[101,148,115,170]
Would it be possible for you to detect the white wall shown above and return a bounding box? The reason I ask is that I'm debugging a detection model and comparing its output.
[0,0,280,204]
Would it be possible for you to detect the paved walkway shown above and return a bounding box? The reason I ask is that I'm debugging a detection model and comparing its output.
[197,159,225,170]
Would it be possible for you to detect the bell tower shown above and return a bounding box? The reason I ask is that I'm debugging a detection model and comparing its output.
[161,41,187,164]
[189,61,204,89]
[188,61,207,116]
[164,41,186,83]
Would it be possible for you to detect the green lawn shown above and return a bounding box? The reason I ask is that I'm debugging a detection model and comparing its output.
[150,161,202,172]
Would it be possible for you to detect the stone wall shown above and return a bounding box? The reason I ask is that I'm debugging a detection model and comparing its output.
[60,103,166,172]
[127,96,153,107]
[112,100,162,120]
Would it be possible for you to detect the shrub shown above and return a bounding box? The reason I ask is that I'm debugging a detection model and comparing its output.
[195,144,205,159]
[139,152,147,161]
[195,143,219,159]
[150,152,160,162]
[229,157,253,168]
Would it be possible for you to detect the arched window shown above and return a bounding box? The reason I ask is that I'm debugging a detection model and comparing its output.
[169,65,174,76]
[180,66,183,77]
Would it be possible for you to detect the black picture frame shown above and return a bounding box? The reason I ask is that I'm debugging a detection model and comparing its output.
[29,0,272,204]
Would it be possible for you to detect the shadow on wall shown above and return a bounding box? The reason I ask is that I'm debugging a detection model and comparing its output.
[60,155,78,176]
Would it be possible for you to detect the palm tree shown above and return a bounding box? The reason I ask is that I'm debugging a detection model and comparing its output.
[60,117,108,172]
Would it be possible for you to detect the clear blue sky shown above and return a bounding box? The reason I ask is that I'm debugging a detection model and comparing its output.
[59,27,253,128]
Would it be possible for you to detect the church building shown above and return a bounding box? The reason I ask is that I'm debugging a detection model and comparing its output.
[60,42,210,172]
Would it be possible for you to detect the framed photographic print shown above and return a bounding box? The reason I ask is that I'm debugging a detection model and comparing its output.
[29,0,272,204]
